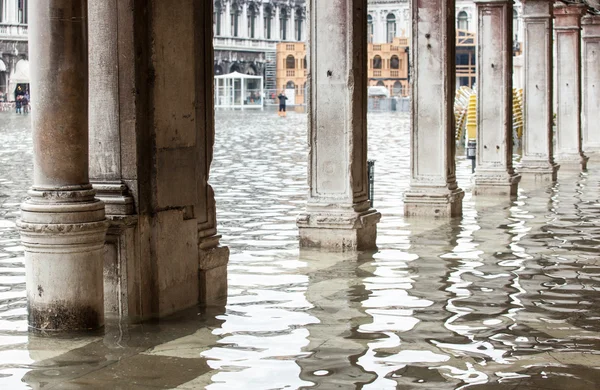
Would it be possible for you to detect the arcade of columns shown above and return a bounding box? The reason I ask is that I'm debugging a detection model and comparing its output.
[17,0,600,331]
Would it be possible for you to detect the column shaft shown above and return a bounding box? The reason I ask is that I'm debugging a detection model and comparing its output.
[19,0,108,331]
[582,15,600,154]
[519,0,558,184]
[297,0,380,251]
[474,0,520,196]
[553,3,588,170]
[404,0,464,217]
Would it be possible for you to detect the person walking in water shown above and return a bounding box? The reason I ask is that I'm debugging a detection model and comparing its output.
[278,91,288,117]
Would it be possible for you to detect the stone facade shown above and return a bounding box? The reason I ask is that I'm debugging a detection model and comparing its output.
[0,0,28,99]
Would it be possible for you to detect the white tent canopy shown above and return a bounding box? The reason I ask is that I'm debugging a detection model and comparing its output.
[214,71,264,109]
[9,59,30,100]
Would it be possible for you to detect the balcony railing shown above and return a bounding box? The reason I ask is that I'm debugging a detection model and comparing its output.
[373,70,382,77]
[0,24,28,39]
[213,36,277,51]
[286,70,295,77]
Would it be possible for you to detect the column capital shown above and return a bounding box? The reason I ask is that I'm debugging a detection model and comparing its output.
[582,14,600,38]
[553,2,587,29]
[521,0,553,19]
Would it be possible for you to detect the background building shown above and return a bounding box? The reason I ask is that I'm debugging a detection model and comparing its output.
[214,0,307,91]
[0,0,29,100]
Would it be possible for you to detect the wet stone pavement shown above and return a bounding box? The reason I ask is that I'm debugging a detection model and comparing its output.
[1,110,600,389]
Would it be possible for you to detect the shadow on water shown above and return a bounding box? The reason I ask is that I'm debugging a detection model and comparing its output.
[1,111,600,388]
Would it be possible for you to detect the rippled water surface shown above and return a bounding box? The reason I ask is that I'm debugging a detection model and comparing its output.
[1,110,600,389]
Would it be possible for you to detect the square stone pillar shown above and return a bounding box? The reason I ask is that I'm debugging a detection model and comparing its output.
[519,0,559,184]
[297,0,381,251]
[473,0,521,196]
[404,0,464,218]
[19,0,109,331]
[582,15,600,154]
[553,2,588,171]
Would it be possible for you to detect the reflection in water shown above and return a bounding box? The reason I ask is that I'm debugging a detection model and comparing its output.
[1,111,600,389]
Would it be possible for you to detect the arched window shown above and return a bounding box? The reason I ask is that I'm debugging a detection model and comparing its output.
[295,8,304,41]
[286,81,295,89]
[376,81,385,87]
[390,55,400,70]
[264,5,273,39]
[286,55,296,69]
[214,64,223,75]
[248,4,258,38]
[214,5,222,36]
[393,81,402,96]
[231,3,240,37]
[513,10,520,41]
[280,7,289,40]
[373,55,382,69]
[457,11,468,31]
[367,15,374,44]
[386,14,396,43]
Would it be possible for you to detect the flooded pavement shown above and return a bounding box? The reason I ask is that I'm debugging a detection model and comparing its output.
[1,109,600,389]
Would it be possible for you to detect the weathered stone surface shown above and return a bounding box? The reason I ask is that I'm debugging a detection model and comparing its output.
[298,0,380,250]
[404,0,464,217]
[582,15,600,154]
[553,2,588,171]
[473,0,521,196]
[519,0,559,186]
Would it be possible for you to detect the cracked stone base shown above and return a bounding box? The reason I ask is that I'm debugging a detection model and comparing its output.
[199,244,230,307]
[404,188,464,218]
[297,210,381,251]
[519,163,559,186]
[556,154,589,172]
[474,172,521,196]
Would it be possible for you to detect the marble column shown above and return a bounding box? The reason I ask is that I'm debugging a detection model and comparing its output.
[18,0,109,331]
[473,0,521,196]
[519,0,559,184]
[297,0,381,251]
[582,14,600,154]
[404,0,464,217]
[553,2,588,170]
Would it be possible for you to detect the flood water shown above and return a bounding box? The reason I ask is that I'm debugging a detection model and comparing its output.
[1,110,600,389]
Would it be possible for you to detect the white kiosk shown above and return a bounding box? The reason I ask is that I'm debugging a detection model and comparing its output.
[214,72,264,109]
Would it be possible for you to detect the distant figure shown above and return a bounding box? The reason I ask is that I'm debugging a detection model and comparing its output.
[21,95,29,114]
[15,96,22,114]
[278,91,288,117]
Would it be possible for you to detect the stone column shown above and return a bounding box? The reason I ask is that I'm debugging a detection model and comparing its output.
[582,15,600,154]
[404,0,464,217]
[519,0,559,184]
[18,0,108,331]
[553,2,588,170]
[473,0,521,196]
[297,0,381,251]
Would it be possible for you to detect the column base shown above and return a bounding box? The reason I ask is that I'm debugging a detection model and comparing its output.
[555,154,588,171]
[474,171,521,196]
[519,162,559,186]
[297,209,381,251]
[18,191,109,331]
[404,187,464,218]
[199,234,229,307]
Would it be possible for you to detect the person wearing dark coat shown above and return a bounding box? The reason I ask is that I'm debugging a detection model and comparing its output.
[278,91,288,117]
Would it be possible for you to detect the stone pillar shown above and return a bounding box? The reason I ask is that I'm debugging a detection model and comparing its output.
[582,15,600,154]
[404,0,464,217]
[553,2,588,170]
[18,0,108,331]
[473,0,521,196]
[519,0,559,184]
[297,0,380,251]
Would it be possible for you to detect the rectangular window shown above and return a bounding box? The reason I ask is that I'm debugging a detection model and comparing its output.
[0,0,4,23]
[280,17,287,40]
[295,19,302,41]
[231,13,239,37]
[248,15,256,38]
[264,16,271,39]
[18,0,28,24]
[215,11,221,36]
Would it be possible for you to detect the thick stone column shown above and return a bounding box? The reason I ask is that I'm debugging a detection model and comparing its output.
[553,2,588,170]
[297,0,381,251]
[18,0,108,331]
[519,0,559,184]
[404,0,464,217]
[473,0,521,196]
[582,15,600,154]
